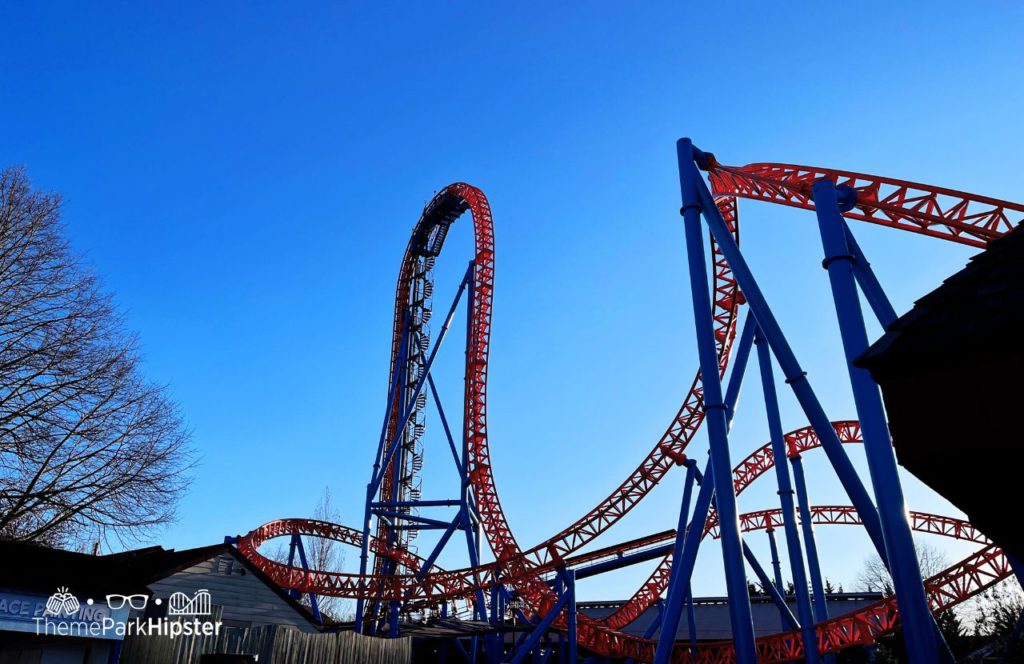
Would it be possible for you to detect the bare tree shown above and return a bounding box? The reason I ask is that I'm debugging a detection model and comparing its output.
[270,486,351,622]
[856,539,949,596]
[307,487,351,621]
[0,167,192,548]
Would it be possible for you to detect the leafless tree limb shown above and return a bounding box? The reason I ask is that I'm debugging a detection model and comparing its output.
[0,166,193,549]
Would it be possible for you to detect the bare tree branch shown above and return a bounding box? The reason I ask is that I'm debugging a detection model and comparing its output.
[0,166,193,549]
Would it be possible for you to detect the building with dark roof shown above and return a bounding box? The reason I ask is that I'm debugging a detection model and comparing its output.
[857,222,1024,562]
[579,593,884,641]
[0,539,320,664]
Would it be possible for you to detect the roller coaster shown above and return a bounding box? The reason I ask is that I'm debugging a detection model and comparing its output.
[234,139,1023,663]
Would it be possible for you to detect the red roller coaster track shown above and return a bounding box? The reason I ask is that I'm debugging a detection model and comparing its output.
[237,159,1024,662]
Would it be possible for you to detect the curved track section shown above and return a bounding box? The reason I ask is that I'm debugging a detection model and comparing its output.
[237,161,1024,661]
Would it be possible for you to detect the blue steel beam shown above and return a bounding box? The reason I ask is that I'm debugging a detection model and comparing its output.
[564,543,674,582]
[370,264,474,497]
[843,222,899,328]
[654,308,756,664]
[766,528,784,594]
[756,328,821,663]
[428,373,466,477]
[508,584,571,664]
[690,463,800,632]
[685,140,891,565]
[373,511,460,530]
[655,460,715,664]
[292,535,322,623]
[357,321,411,631]
[812,179,940,662]
[790,453,831,627]
[675,137,757,663]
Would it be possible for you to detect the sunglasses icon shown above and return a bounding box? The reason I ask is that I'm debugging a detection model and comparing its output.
[105,594,148,610]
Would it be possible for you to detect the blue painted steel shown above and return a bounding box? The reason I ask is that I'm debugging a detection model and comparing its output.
[417,518,461,575]
[766,528,784,593]
[567,543,674,581]
[843,223,899,328]
[812,179,939,662]
[370,264,473,497]
[685,142,891,564]
[653,460,698,659]
[684,587,697,651]
[428,373,466,476]
[508,580,571,664]
[462,263,489,625]
[361,260,490,637]
[675,137,757,663]
[356,319,411,632]
[685,464,799,632]
[790,454,831,625]
[741,538,799,631]
[654,459,716,664]
[654,307,755,664]
[565,569,577,664]
[724,309,758,424]
[659,456,801,660]
[282,534,322,623]
[375,511,460,530]
[373,499,462,508]
[756,328,821,663]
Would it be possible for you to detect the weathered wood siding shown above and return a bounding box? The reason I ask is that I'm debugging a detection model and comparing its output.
[145,553,316,633]
[120,624,411,664]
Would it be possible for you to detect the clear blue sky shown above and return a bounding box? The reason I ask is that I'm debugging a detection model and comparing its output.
[2,2,1021,602]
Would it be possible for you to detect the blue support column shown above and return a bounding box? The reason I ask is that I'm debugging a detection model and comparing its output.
[653,310,756,664]
[756,328,821,663]
[684,588,697,652]
[675,138,757,664]
[565,569,578,664]
[686,141,890,564]
[358,261,486,638]
[741,539,799,631]
[790,453,830,626]
[508,581,572,664]
[812,179,939,662]
[654,460,716,664]
[843,223,898,329]
[766,527,784,594]
[356,321,410,632]
[292,535,323,624]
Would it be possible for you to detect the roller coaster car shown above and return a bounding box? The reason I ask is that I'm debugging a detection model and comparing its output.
[857,222,1024,563]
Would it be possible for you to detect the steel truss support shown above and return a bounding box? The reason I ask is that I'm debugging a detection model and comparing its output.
[359,261,490,636]
[790,452,831,626]
[682,139,892,561]
[812,179,942,662]
[285,533,323,624]
[756,327,821,663]
[765,527,784,595]
[506,568,576,664]
[654,306,758,664]
[679,139,756,659]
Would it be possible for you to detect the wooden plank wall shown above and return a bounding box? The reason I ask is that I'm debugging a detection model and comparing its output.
[119,622,411,664]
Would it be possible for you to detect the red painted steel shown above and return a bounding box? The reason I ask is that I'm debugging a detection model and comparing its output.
[236,160,1023,661]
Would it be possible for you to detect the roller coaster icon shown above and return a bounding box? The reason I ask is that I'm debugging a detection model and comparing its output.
[167,589,212,617]
[235,140,1023,663]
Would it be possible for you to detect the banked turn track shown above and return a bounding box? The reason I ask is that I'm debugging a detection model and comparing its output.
[237,159,1024,662]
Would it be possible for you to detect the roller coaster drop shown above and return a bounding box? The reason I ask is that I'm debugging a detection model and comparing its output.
[235,140,1024,663]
